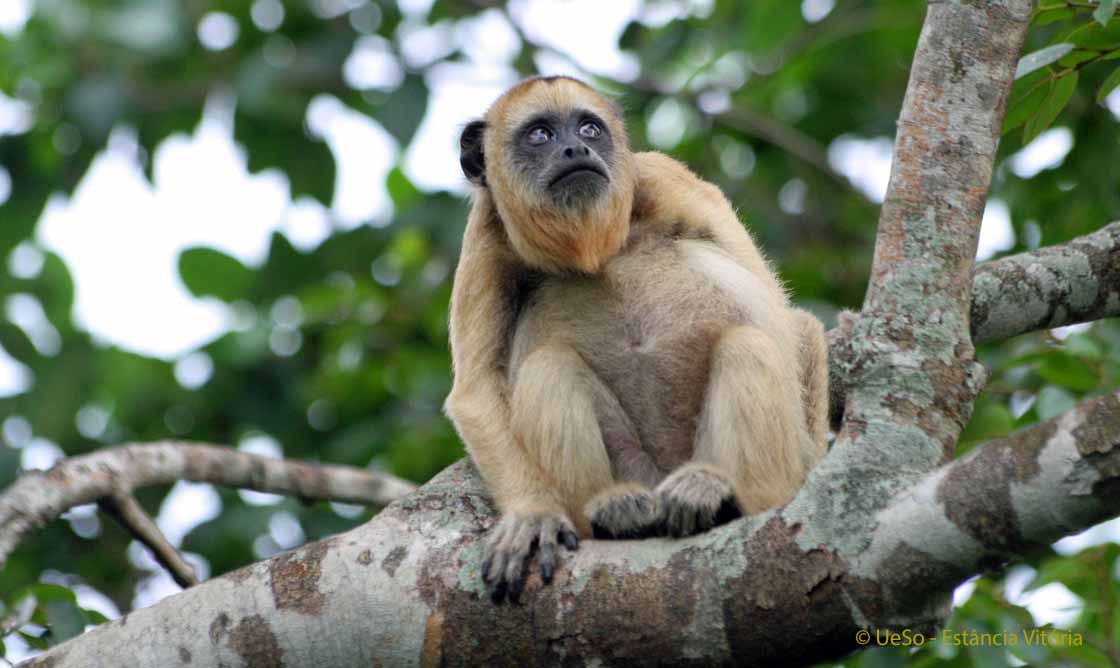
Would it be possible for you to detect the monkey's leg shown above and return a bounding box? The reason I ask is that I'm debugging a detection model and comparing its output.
[513,343,663,538]
[586,411,665,540]
[659,325,808,537]
[792,308,829,461]
[482,343,652,598]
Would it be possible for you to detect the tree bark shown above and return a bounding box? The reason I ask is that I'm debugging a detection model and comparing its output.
[15,392,1119,668]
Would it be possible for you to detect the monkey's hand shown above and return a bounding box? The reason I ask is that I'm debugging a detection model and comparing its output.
[481,509,579,603]
[657,463,742,537]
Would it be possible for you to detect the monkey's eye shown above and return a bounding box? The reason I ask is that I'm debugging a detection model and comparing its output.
[527,126,553,145]
[578,121,602,139]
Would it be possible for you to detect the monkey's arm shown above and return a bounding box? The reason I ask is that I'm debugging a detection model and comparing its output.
[444,198,581,600]
[444,199,568,515]
[634,151,785,294]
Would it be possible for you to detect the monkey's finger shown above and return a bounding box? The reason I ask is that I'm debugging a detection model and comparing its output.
[539,541,556,583]
[505,552,527,603]
[666,503,690,537]
[481,552,493,584]
[485,547,509,587]
[490,577,508,604]
[537,525,560,584]
[560,529,579,551]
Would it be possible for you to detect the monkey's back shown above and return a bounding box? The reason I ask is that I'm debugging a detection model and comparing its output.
[507,226,796,480]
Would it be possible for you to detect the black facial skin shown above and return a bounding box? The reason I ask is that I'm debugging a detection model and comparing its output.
[511,109,615,209]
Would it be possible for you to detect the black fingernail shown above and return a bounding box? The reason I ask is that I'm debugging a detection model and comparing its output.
[491,581,507,604]
[541,561,554,584]
[562,531,579,550]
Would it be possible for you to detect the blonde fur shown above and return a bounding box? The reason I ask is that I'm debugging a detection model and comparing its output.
[484,78,635,273]
[446,78,829,595]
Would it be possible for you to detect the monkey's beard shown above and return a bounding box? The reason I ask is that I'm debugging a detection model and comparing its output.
[547,171,609,210]
[492,168,635,275]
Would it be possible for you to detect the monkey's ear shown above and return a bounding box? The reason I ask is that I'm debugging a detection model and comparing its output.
[460,120,487,186]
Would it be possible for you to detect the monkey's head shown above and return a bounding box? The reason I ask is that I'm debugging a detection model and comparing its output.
[460,77,636,273]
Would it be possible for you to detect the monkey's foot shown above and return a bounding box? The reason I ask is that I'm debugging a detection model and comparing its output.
[656,464,741,537]
[481,510,579,604]
[585,484,662,539]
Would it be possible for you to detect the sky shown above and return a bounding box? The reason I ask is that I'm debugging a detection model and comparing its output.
[1,0,1118,660]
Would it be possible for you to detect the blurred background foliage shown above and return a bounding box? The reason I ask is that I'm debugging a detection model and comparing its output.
[0,0,1118,665]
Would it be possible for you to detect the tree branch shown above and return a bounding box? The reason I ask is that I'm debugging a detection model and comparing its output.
[18,390,1119,668]
[972,221,1120,343]
[98,492,199,588]
[0,441,416,572]
[856,389,1120,624]
[829,0,1031,474]
[828,221,1120,424]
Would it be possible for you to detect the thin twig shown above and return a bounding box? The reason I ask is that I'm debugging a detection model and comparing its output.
[98,493,198,588]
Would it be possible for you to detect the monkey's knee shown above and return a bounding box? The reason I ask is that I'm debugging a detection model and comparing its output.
[790,308,829,452]
[696,326,807,514]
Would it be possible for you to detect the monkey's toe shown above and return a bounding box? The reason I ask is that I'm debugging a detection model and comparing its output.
[586,484,662,539]
[657,465,742,537]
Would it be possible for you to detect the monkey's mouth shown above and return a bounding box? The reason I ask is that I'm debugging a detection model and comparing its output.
[548,162,608,188]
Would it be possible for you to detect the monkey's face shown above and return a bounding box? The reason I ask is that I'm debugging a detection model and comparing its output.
[460,77,636,273]
[511,110,615,209]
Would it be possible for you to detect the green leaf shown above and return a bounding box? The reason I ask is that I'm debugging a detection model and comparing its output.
[1015,43,1075,79]
[43,599,85,642]
[386,167,421,211]
[1068,18,1120,48]
[1034,7,1076,26]
[1058,49,1100,67]
[1097,65,1120,102]
[1037,386,1076,420]
[1003,75,1053,134]
[19,630,49,650]
[959,400,1015,450]
[370,75,429,146]
[27,584,76,604]
[178,247,255,302]
[1023,71,1078,144]
[79,607,109,625]
[0,323,37,362]
[1037,351,1099,391]
[1093,0,1117,27]
[856,646,910,668]
[1065,332,1103,358]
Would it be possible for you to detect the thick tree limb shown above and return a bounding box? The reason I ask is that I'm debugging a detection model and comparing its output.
[0,441,416,570]
[18,391,1119,668]
[828,0,1030,477]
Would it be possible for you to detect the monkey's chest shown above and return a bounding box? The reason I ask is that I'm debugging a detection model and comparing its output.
[511,239,784,470]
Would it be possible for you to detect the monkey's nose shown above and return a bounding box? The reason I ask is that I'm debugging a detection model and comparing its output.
[563,145,591,158]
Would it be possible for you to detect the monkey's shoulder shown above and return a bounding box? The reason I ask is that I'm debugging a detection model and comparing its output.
[623,217,716,251]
